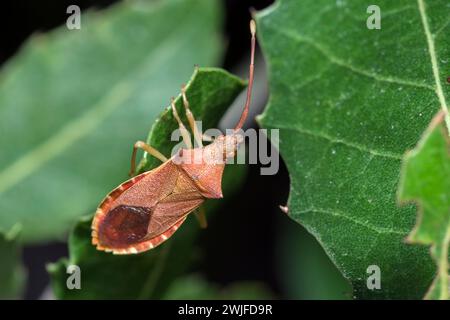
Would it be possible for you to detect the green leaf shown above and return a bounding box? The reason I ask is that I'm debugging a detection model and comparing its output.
[256,0,449,298]
[47,68,247,299]
[0,226,26,299]
[398,112,450,300]
[0,0,222,243]
[163,275,273,299]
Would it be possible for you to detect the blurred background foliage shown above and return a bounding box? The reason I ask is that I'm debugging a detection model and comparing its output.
[0,0,349,299]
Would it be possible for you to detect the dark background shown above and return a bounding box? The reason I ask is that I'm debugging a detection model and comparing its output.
[0,0,298,300]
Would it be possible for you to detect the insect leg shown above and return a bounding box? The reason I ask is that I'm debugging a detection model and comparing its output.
[129,141,167,176]
[194,206,208,229]
[171,97,193,149]
[181,84,203,147]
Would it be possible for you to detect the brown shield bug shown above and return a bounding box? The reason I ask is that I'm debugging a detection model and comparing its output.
[91,20,256,254]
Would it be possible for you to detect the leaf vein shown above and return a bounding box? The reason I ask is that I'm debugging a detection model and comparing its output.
[274,124,402,160]
[433,16,450,38]
[274,27,435,91]
[298,207,407,235]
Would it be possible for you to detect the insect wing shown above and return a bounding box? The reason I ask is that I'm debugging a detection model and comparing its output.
[92,160,204,254]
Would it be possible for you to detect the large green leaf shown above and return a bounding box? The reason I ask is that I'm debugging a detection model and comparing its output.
[257,0,449,298]
[398,112,450,300]
[0,0,222,243]
[47,68,247,299]
[0,226,25,299]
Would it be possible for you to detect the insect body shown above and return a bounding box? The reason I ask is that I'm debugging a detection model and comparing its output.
[92,20,256,254]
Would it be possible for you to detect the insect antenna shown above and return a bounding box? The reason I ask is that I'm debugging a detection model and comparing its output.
[234,19,256,132]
